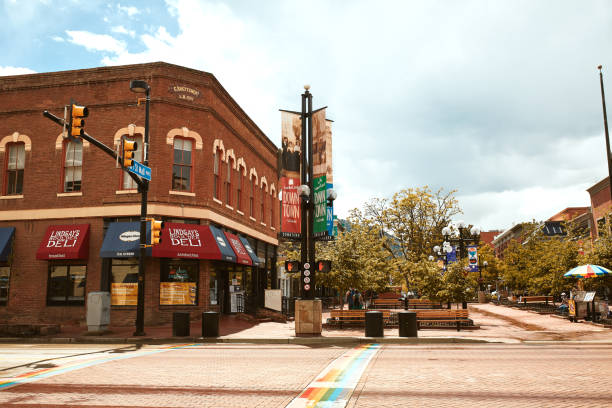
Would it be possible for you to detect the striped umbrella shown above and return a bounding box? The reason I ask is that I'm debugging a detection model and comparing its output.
[563,264,612,278]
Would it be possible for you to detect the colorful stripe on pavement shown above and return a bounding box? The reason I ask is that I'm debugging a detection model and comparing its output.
[286,343,381,408]
[0,343,199,390]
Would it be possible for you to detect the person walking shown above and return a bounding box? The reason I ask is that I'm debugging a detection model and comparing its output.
[354,290,363,310]
[345,288,354,310]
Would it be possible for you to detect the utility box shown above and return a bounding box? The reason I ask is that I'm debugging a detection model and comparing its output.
[87,291,110,331]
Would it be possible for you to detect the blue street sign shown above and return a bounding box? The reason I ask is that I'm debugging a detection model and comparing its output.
[129,160,151,181]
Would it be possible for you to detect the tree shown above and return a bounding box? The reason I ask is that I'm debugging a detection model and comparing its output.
[437,262,472,304]
[360,186,462,292]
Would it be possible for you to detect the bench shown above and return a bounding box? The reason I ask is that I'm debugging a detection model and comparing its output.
[414,309,472,331]
[328,309,392,327]
[372,298,443,309]
[521,296,554,305]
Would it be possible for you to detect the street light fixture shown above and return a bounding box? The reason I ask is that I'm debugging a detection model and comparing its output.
[129,79,150,336]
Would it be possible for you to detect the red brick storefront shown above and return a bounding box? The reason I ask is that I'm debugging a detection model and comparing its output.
[0,62,279,326]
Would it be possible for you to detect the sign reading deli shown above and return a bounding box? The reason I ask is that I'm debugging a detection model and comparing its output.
[169,85,201,102]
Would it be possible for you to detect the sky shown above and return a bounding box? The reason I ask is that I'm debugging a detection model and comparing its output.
[2,0,612,232]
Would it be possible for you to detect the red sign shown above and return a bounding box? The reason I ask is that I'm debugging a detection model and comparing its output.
[36,224,90,260]
[152,223,223,259]
[223,232,252,266]
[280,176,301,239]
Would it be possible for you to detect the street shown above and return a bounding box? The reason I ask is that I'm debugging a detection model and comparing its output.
[1,343,611,407]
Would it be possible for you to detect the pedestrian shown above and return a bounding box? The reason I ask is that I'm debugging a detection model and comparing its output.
[345,288,354,310]
[354,290,363,310]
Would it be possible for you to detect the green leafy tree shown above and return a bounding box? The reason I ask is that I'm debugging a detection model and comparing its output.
[438,262,472,304]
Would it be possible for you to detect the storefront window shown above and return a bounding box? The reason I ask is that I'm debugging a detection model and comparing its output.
[209,270,218,305]
[160,260,198,305]
[110,258,138,306]
[0,266,10,306]
[47,264,86,306]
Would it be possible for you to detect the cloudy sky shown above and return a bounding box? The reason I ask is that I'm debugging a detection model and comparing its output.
[2,0,611,231]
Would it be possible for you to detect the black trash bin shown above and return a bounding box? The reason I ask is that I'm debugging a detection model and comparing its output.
[172,312,190,336]
[365,311,383,337]
[202,311,220,337]
[398,311,417,337]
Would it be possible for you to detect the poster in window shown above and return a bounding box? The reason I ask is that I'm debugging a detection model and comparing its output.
[111,283,137,306]
[160,282,197,305]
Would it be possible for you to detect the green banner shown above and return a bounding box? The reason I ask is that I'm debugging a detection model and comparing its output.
[313,175,327,236]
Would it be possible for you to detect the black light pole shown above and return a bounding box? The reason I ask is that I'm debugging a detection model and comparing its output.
[597,65,612,205]
[130,79,150,336]
[300,86,315,299]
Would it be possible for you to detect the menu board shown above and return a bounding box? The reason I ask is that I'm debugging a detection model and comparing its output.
[111,283,138,306]
[160,282,197,305]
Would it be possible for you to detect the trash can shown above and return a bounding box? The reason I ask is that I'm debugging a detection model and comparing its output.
[202,311,220,337]
[172,312,190,336]
[365,311,383,337]
[398,311,417,337]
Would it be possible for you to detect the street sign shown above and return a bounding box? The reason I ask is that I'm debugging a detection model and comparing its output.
[129,160,151,181]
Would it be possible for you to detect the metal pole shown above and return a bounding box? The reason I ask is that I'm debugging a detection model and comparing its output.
[598,65,612,204]
[134,87,150,336]
[307,91,315,299]
[300,90,308,299]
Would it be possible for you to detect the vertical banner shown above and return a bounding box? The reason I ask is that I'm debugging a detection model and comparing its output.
[446,246,457,264]
[467,245,479,272]
[280,111,302,239]
[313,109,334,239]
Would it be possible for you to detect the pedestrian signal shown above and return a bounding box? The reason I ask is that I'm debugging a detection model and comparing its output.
[285,261,300,272]
[150,219,165,245]
[68,102,88,139]
[121,138,138,168]
[316,260,332,273]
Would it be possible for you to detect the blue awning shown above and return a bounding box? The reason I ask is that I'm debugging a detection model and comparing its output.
[209,225,237,262]
[239,236,264,267]
[0,227,15,263]
[100,222,151,258]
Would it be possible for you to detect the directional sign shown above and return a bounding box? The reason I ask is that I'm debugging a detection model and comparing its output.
[129,160,151,181]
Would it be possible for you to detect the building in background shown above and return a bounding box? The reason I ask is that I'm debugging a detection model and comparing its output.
[587,176,611,239]
[0,62,279,326]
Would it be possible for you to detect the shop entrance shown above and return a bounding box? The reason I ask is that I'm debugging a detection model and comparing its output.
[212,262,252,314]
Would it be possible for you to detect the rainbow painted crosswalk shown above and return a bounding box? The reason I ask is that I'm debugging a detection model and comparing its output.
[286,343,381,408]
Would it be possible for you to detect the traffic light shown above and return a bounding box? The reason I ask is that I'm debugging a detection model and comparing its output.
[121,138,138,168]
[285,260,300,273]
[150,219,165,245]
[68,102,88,139]
[316,260,332,273]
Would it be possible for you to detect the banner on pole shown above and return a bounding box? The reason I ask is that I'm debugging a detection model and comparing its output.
[279,111,303,239]
[313,109,334,240]
[467,245,479,272]
[313,176,327,237]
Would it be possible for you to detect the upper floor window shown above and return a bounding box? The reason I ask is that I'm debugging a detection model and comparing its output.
[225,158,233,205]
[173,138,192,191]
[63,139,82,192]
[270,195,275,228]
[250,176,256,218]
[122,135,143,190]
[5,142,25,195]
[213,148,221,199]
[237,167,244,212]
[260,186,266,222]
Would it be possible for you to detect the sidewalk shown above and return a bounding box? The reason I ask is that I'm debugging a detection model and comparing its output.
[1,303,611,345]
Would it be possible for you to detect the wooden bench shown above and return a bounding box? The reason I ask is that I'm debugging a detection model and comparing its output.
[414,309,471,331]
[329,309,391,327]
[372,298,443,309]
[521,296,553,305]
[372,298,403,308]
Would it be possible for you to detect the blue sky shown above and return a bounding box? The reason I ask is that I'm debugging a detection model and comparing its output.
[2,0,612,231]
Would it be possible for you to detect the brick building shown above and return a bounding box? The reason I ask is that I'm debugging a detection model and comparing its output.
[0,62,280,326]
[587,176,611,239]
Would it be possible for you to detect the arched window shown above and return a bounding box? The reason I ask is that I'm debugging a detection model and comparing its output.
[250,175,256,218]
[237,165,244,212]
[225,157,234,205]
[260,184,266,223]
[213,148,222,199]
[270,193,275,228]
[63,139,82,192]
[4,142,25,195]
[122,135,143,190]
[172,138,193,192]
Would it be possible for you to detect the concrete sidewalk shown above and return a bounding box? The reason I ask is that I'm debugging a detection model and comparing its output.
[1,303,611,345]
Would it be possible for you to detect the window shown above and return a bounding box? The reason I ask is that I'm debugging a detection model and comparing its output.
[225,158,233,205]
[172,138,192,191]
[250,176,256,217]
[110,258,138,306]
[213,148,221,199]
[160,260,198,305]
[122,135,143,190]
[270,195,275,228]
[63,140,82,192]
[0,266,10,306]
[260,186,265,222]
[237,167,244,212]
[209,270,218,305]
[47,264,86,305]
[597,217,606,237]
[5,142,24,195]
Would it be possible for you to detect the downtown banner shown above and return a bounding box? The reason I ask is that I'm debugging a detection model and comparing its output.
[279,111,302,239]
[312,109,334,239]
[467,245,479,272]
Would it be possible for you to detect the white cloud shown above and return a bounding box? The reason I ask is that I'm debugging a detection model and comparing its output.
[0,66,36,75]
[111,25,136,38]
[66,30,127,54]
[117,4,140,17]
[51,36,64,42]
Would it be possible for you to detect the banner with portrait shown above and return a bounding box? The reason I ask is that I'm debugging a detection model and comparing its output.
[280,111,302,239]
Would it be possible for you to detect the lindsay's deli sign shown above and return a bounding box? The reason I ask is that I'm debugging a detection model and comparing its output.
[46,229,81,248]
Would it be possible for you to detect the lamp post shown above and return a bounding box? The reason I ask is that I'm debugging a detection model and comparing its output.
[597,65,612,205]
[480,260,488,292]
[129,79,150,336]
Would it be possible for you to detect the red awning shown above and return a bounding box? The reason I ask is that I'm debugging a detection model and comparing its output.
[152,223,225,259]
[224,232,253,266]
[36,224,90,260]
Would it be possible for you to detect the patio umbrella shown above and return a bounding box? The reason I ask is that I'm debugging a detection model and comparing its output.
[563,264,612,278]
